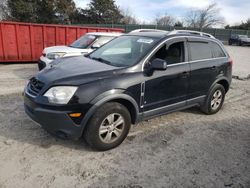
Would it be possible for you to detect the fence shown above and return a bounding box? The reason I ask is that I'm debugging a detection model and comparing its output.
[80,24,250,42]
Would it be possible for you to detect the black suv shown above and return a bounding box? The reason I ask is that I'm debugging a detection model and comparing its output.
[228,34,250,46]
[24,30,232,150]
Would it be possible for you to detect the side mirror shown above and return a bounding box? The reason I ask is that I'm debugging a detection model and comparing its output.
[91,43,101,49]
[151,58,167,70]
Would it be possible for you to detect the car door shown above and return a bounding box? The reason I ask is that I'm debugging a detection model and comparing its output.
[230,35,236,44]
[142,38,190,117]
[187,38,218,102]
[235,35,240,44]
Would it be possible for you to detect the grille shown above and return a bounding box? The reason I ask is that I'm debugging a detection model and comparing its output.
[26,77,44,97]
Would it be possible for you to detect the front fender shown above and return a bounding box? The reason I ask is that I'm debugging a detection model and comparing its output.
[79,89,140,134]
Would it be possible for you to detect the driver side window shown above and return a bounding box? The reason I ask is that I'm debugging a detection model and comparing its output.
[150,41,185,65]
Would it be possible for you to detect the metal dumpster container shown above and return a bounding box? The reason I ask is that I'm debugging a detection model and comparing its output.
[0,21,124,62]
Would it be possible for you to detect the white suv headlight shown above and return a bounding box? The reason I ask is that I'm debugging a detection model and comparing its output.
[47,52,66,60]
[44,86,78,104]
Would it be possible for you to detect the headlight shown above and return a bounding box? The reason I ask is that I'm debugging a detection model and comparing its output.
[44,86,78,104]
[47,52,66,60]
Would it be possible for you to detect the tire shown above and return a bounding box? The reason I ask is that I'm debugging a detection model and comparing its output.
[83,102,131,151]
[201,84,225,115]
[228,40,232,45]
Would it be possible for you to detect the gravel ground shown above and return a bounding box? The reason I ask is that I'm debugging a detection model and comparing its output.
[225,45,250,79]
[0,46,249,188]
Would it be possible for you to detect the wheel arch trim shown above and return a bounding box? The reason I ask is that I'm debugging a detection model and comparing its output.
[79,89,140,134]
[210,77,230,94]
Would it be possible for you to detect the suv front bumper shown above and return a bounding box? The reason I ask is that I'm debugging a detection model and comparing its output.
[24,94,84,140]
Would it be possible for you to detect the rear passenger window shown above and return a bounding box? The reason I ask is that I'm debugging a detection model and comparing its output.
[211,42,226,58]
[189,42,212,61]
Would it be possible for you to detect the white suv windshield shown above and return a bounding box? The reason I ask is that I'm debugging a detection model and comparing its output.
[89,35,158,67]
[70,35,97,49]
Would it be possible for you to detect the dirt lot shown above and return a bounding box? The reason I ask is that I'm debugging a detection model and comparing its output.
[0,46,249,188]
[226,45,250,79]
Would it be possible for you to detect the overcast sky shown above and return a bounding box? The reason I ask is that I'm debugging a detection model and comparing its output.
[74,0,250,26]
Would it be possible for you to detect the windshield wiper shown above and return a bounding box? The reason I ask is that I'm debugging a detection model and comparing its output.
[91,57,113,65]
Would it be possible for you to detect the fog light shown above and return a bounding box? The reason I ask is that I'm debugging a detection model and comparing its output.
[69,113,82,118]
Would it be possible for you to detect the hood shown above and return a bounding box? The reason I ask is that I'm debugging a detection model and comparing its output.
[37,56,121,85]
[241,38,250,42]
[44,46,91,54]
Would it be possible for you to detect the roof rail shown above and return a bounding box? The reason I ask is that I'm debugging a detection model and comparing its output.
[129,29,168,33]
[168,30,215,39]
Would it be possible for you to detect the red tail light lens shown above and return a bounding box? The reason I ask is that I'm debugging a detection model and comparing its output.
[228,57,233,66]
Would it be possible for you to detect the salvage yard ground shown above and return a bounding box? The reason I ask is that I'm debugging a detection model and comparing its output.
[0,46,249,188]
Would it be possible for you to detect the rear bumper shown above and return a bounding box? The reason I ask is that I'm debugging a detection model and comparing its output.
[24,94,84,140]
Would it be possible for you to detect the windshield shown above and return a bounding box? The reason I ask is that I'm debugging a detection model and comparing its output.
[239,35,248,38]
[69,34,97,49]
[89,35,158,67]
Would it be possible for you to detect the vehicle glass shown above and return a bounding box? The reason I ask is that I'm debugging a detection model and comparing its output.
[91,36,114,48]
[69,35,97,49]
[89,35,158,67]
[211,42,226,58]
[238,35,248,38]
[189,42,212,61]
[150,42,185,65]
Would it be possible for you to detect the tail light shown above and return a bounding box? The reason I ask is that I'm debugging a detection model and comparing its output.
[228,57,233,66]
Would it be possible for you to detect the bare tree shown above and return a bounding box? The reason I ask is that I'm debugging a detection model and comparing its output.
[185,10,199,28]
[185,3,224,29]
[154,13,175,26]
[0,0,9,20]
[121,7,138,24]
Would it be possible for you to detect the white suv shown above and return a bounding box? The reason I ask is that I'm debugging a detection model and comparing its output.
[38,32,122,70]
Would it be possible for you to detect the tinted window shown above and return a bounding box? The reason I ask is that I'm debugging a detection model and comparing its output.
[69,35,97,49]
[189,42,212,61]
[151,42,185,65]
[231,35,237,39]
[211,42,226,58]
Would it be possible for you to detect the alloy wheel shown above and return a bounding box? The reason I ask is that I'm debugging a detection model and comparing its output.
[99,113,125,143]
[211,90,223,110]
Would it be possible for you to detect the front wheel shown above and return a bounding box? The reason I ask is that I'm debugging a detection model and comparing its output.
[201,84,225,115]
[84,102,131,151]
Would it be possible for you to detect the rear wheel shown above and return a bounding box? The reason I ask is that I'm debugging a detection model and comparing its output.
[84,102,131,151]
[201,84,225,115]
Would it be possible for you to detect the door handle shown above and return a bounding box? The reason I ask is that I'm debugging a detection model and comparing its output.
[181,71,189,78]
[210,66,216,70]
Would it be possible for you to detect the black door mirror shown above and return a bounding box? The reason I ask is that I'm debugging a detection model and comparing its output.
[151,58,167,70]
